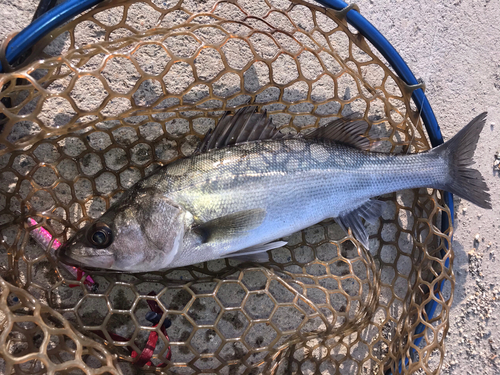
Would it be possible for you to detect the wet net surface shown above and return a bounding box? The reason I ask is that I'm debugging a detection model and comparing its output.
[0,0,453,373]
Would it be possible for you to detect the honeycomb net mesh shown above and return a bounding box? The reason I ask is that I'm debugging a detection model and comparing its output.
[0,0,454,373]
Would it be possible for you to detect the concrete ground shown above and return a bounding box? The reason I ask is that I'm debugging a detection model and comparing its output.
[1,0,499,374]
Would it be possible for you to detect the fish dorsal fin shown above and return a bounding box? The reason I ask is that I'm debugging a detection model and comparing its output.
[335,199,387,248]
[304,115,370,150]
[196,106,283,153]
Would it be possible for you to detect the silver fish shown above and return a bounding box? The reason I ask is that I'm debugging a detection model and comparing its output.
[57,107,491,272]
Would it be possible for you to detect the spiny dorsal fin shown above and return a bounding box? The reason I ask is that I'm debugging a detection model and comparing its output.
[196,106,283,153]
[304,115,370,150]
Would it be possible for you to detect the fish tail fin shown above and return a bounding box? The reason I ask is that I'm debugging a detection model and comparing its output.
[436,112,491,209]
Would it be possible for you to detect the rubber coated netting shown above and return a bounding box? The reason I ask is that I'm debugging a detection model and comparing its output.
[0,0,453,374]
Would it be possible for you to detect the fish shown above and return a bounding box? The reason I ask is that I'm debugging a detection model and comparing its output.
[57,107,491,272]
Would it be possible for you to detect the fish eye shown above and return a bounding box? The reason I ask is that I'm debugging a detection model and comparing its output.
[87,222,113,248]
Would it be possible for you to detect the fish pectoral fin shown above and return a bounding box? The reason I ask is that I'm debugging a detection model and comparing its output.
[335,199,386,248]
[193,208,267,243]
[304,115,370,150]
[229,241,288,263]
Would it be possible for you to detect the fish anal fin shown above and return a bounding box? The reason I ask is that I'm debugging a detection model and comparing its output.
[196,106,283,153]
[305,115,370,150]
[229,241,288,263]
[335,199,386,248]
[193,209,267,243]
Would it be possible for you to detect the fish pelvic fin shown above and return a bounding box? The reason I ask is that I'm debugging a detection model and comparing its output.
[434,112,491,209]
[335,199,387,249]
[230,240,288,263]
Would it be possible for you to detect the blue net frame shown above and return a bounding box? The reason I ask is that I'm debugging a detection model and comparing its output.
[1,0,453,373]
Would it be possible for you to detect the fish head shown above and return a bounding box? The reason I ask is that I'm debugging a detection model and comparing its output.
[57,190,187,272]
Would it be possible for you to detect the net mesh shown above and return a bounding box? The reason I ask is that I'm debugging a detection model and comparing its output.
[0,0,454,373]
[0,277,121,374]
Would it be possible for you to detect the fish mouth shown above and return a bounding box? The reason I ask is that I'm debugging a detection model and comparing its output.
[56,242,87,268]
[57,240,118,272]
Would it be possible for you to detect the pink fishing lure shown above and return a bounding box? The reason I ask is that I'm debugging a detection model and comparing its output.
[27,218,95,288]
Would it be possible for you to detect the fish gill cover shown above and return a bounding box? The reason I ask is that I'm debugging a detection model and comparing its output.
[0,0,453,373]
